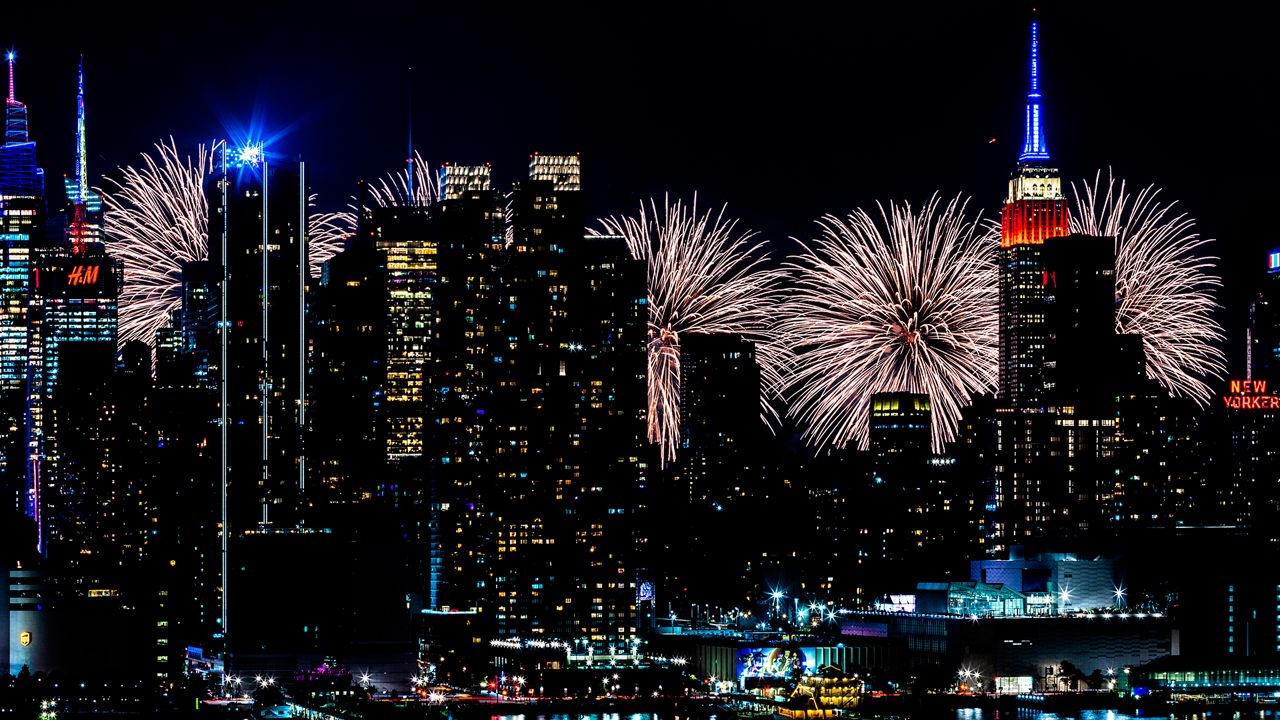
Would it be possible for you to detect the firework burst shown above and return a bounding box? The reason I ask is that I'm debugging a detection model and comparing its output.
[597,197,787,467]
[101,138,213,348]
[365,150,438,209]
[102,139,354,349]
[779,194,998,452]
[1070,171,1225,403]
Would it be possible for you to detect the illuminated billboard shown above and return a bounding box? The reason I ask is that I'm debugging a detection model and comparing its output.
[737,647,807,687]
[34,258,117,298]
[1223,379,1278,410]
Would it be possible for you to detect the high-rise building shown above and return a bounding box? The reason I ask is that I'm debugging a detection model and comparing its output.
[1041,234,1120,536]
[0,54,44,520]
[151,261,223,646]
[389,157,646,652]
[209,151,310,531]
[998,20,1070,409]
[1,52,44,200]
[26,242,121,559]
[994,20,1071,551]
[62,57,102,250]
[308,198,386,509]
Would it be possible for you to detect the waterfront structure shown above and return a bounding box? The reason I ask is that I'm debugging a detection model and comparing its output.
[971,552,1119,615]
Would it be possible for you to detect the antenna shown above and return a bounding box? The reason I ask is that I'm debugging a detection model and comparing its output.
[406,65,414,203]
[76,54,87,203]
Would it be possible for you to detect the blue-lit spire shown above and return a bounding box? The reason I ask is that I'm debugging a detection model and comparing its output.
[75,55,87,203]
[1018,20,1051,163]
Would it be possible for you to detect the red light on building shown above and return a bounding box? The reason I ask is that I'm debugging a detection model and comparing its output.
[1223,379,1279,410]
[1000,198,1069,248]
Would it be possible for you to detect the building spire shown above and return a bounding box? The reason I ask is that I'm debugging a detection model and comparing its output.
[406,65,414,204]
[5,50,29,146]
[1018,20,1051,163]
[76,54,87,203]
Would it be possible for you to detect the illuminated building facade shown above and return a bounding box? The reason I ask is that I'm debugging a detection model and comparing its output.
[63,57,101,250]
[994,20,1070,551]
[377,208,438,463]
[1224,251,1280,531]
[1,53,44,519]
[26,242,121,559]
[528,153,581,191]
[379,156,646,651]
[998,20,1069,409]
[439,164,492,200]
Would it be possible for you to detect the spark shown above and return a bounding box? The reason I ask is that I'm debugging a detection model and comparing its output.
[101,139,354,351]
[306,193,349,277]
[1070,172,1225,403]
[596,196,787,467]
[101,138,212,348]
[365,149,438,209]
[779,193,998,451]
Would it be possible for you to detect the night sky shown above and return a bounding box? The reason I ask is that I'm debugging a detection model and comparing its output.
[6,2,1272,373]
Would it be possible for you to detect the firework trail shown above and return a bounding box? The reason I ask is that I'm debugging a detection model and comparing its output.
[330,150,440,242]
[101,138,212,348]
[597,196,787,467]
[365,150,438,208]
[1070,171,1225,403]
[306,194,350,277]
[102,139,354,349]
[779,194,998,452]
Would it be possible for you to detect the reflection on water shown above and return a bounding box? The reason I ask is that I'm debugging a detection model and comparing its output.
[953,710,1280,720]
[475,711,1280,720]
[483,715,684,720]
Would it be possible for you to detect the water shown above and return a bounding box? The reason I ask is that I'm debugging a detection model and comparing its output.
[473,711,1280,720]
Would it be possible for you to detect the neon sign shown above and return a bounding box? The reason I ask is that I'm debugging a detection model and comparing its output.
[1223,379,1279,410]
[1269,251,1280,274]
[66,264,100,286]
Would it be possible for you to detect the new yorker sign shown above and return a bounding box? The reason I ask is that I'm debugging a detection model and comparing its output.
[1223,379,1279,410]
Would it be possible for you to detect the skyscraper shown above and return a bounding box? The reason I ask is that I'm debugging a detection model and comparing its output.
[62,56,102,250]
[998,20,1069,409]
[1,52,44,200]
[209,151,310,532]
[0,53,44,521]
[994,19,1070,551]
[26,242,122,559]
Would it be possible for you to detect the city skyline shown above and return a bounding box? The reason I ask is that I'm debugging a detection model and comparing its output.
[5,5,1280,716]
[1,5,1267,322]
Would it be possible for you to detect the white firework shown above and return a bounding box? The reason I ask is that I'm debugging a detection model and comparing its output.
[1070,171,1225,403]
[779,194,998,452]
[102,139,354,350]
[366,150,438,209]
[597,196,787,467]
[101,138,212,348]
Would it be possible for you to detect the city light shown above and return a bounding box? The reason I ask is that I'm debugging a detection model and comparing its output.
[235,142,263,167]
